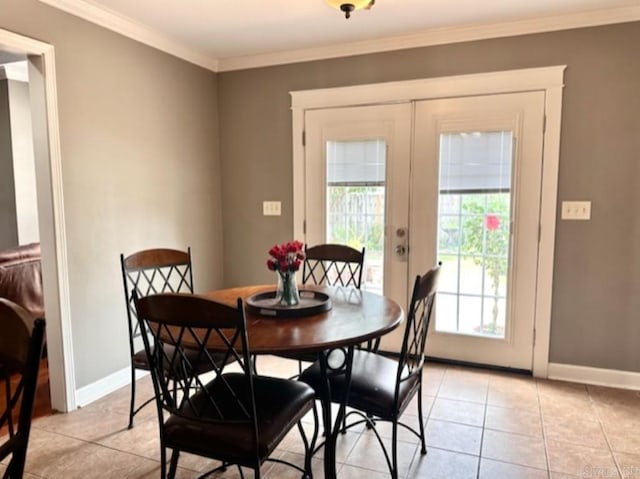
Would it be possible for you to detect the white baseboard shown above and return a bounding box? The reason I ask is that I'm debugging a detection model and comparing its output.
[74,362,640,407]
[74,367,148,408]
[547,362,640,391]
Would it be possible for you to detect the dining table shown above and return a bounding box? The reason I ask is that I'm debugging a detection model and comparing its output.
[202,284,404,479]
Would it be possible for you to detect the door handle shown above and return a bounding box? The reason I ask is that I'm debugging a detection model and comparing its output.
[394,227,408,261]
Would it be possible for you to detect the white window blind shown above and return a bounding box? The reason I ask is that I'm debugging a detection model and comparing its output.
[439,131,512,192]
[326,140,386,185]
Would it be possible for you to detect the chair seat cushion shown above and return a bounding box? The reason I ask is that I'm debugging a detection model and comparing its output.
[132,349,151,370]
[164,373,314,464]
[300,349,420,420]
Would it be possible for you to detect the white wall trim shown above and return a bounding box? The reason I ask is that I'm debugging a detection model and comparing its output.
[76,367,146,407]
[220,6,640,71]
[292,109,306,242]
[0,28,76,412]
[532,81,565,378]
[0,61,29,82]
[548,363,640,391]
[37,0,218,72]
[291,65,565,377]
[35,0,640,72]
[291,66,565,109]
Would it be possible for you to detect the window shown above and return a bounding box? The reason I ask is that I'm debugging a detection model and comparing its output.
[436,131,512,338]
[326,140,386,293]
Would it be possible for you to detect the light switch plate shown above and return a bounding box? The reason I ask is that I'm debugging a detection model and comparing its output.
[561,201,591,220]
[262,201,281,216]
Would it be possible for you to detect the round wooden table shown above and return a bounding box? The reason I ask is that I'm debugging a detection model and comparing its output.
[202,284,403,354]
[202,284,404,479]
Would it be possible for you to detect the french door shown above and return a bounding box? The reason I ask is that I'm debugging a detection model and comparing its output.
[304,104,412,348]
[303,92,545,371]
[411,92,545,370]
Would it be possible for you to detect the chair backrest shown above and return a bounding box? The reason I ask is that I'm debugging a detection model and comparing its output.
[132,292,256,432]
[120,248,194,356]
[302,244,365,288]
[396,263,441,392]
[0,299,46,476]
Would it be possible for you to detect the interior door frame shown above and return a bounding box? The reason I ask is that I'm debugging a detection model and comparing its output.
[0,28,76,411]
[291,65,566,378]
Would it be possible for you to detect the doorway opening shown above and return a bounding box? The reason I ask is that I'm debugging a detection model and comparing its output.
[0,28,75,413]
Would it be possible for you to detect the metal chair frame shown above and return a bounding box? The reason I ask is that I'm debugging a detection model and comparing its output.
[120,247,194,429]
[0,299,46,479]
[301,263,441,479]
[133,292,318,479]
[301,244,365,289]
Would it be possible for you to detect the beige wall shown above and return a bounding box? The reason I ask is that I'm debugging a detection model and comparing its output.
[1,0,223,388]
[218,22,640,372]
[0,79,18,249]
[8,78,39,245]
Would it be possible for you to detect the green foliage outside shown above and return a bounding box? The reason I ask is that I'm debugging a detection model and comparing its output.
[327,186,385,258]
[459,193,510,333]
[327,186,511,334]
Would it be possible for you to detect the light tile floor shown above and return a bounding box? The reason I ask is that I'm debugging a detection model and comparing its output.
[3,356,640,478]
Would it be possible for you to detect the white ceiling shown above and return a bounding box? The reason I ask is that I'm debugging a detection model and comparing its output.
[40,0,640,71]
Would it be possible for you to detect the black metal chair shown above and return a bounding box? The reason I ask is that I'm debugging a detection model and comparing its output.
[276,244,367,375]
[300,263,441,479]
[121,247,216,429]
[133,292,318,479]
[0,298,46,479]
[301,244,365,288]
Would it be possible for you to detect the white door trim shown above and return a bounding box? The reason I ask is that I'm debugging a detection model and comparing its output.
[0,28,76,411]
[291,65,565,377]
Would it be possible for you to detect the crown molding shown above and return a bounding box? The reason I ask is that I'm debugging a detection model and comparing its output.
[219,5,640,71]
[37,0,219,72]
[37,1,640,73]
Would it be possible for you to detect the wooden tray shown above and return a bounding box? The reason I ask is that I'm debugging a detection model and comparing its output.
[245,289,332,318]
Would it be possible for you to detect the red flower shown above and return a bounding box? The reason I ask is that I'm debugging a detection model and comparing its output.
[266,259,278,271]
[266,240,305,272]
[485,214,500,231]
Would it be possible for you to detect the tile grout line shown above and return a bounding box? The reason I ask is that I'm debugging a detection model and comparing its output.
[534,378,553,479]
[404,364,446,478]
[587,385,624,479]
[27,421,198,476]
[475,373,491,479]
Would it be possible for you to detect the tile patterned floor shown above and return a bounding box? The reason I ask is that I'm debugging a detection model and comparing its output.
[3,356,640,478]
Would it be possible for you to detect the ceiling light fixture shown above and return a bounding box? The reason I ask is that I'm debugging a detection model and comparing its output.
[325,0,375,19]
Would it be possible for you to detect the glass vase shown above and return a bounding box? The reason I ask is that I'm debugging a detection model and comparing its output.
[275,270,300,306]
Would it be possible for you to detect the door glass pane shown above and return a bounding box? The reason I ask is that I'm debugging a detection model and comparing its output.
[326,140,386,294]
[435,131,512,338]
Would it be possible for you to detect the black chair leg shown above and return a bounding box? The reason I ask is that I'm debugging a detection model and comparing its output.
[7,445,27,479]
[159,445,167,479]
[3,375,15,436]
[300,404,319,479]
[417,382,427,454]
[168,449,180,479]
[128,363,136,429]
[392,420,399,479]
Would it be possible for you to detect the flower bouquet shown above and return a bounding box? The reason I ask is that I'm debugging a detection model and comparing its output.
[266,240,305,306]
